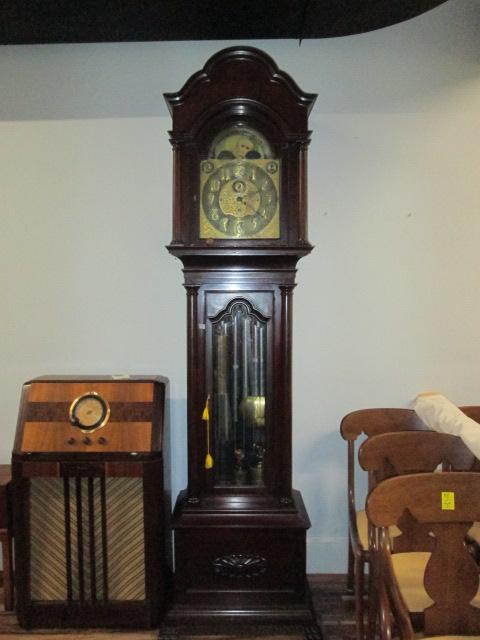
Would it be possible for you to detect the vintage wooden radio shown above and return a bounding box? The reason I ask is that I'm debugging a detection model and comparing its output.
[12,375,171,629]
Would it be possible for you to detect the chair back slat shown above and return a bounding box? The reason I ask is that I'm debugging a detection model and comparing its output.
[360,431,476,552]
[367,472,480,636]
[461,406,480,422]
[340,408,426,442]
[359,431,476,480]
[341,405,480,442]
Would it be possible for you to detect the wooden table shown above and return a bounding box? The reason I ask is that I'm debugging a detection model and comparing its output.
[0,465,13,611]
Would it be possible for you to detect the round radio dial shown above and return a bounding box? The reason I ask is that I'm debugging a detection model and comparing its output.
[69,392,110,433]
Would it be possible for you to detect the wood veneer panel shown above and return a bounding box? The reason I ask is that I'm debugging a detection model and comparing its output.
[28,382,154,403]
[25,402,153,422]
[21,422,152,453]
[21,462,60,478]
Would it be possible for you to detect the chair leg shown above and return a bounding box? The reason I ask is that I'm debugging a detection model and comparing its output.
[377,580,394,640]
[354,554,365,640]
[366,556,378,640]
[0,530,13,611]
[347,537,355,593]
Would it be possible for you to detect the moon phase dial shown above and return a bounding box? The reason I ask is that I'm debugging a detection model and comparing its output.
[200,160,280,239]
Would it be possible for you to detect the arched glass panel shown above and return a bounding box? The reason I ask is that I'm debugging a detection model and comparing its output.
[212,301,267,487]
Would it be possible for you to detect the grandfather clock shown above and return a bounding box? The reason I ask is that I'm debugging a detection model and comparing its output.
[165,47,317,626]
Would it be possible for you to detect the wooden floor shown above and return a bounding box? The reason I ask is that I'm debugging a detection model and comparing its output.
[0,632,156,639]
[0,633,156,639]
[0,575,354,639]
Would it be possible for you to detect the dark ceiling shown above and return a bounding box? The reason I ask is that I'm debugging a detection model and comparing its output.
[0,1,450,45]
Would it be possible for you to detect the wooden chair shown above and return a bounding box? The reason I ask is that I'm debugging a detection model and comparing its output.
[359,430,478,639]
[458,407,480,554]
[367,471,480,639]
[340,408,427,640]
[340,406,480,640]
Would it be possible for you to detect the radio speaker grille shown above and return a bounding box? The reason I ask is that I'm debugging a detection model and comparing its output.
[30,477,146,602]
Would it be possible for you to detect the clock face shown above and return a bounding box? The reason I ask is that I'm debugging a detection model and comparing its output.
[69,392,110,432]
[200,159,280,239]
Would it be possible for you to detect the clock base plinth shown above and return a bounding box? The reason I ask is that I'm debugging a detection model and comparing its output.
[165,601,317,626]
[166,489,317,627]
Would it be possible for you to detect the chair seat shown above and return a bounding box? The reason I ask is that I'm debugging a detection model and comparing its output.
[392,552,480,613]
[357,510,369,548]
[357,509,401,549]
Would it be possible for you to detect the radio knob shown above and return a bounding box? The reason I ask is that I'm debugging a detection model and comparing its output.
[82,436,92,445]
[66,437,76,445]
[98,437,107,445]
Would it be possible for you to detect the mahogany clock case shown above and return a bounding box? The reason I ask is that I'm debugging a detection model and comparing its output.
[165,48,318,625]
[166,264,315,624]
[12,375,171,629]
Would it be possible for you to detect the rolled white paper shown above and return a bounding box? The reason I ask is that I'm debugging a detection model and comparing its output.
[413,392,480,459]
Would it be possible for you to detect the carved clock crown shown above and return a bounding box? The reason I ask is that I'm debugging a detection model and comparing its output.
[165,47,317,256]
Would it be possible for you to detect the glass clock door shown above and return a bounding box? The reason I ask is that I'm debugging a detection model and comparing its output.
[211,300,267,487]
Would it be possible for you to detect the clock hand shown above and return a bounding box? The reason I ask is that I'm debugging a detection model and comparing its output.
[234,196,254,213]
[242,192,259,212]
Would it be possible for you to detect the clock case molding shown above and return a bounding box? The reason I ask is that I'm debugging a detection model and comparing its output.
[165,47,317,624]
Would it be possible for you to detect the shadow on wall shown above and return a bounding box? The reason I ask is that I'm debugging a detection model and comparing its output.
[294,428,365,538]
[168,396,188,502]
[295,428,364,573]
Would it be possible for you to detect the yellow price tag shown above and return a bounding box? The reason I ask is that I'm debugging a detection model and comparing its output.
[441,491,455,510]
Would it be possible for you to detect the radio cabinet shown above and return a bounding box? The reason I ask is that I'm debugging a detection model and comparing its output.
[12,376,171,629]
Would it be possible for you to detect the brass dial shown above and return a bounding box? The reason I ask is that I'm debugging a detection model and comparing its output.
[200,159,280,239]
[69,392,110,432]
[218,178,261,219]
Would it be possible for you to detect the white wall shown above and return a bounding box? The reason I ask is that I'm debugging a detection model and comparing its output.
[1,0,479,572]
